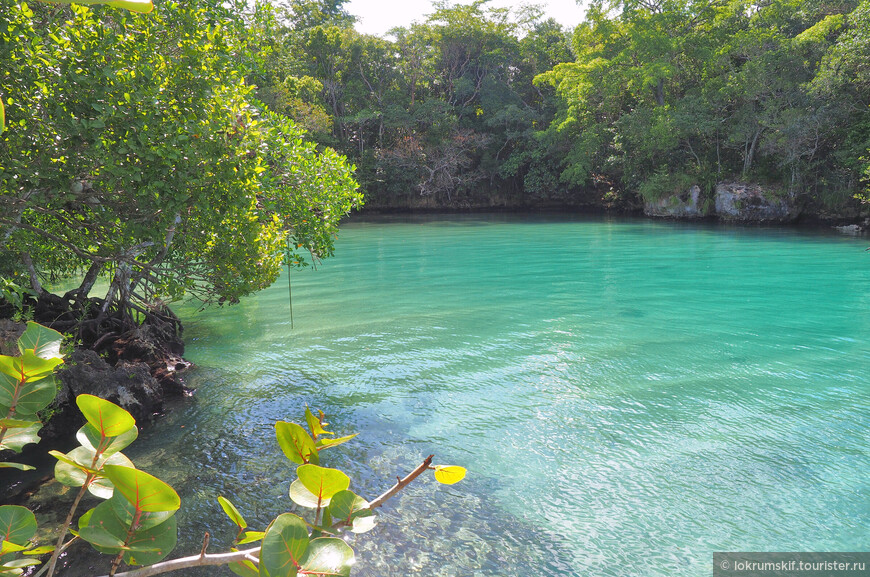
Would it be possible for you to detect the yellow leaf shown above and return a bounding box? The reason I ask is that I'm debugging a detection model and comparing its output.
[433,465,466,485]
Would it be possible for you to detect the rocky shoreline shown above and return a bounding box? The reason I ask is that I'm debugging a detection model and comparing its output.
[0,299,191,502]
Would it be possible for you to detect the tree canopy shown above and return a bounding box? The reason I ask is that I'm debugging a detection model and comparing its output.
[0,0,362,319]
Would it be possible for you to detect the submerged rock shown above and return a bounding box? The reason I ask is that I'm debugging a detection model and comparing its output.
[644,185,709,218]
[714,182,797,222]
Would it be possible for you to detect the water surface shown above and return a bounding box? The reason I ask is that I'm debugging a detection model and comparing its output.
[41,215,870,575]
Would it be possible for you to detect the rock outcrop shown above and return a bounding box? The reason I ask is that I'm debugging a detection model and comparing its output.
[714,182,797,223]
[643,185,709,218]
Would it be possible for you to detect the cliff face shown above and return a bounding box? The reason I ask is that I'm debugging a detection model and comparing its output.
[642,182,866,225]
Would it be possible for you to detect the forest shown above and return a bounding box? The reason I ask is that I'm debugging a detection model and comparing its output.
[255,0,870,214]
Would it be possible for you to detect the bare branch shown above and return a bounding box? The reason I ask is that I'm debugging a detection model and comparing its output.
[96,547,261,577]
[369,454,434,509]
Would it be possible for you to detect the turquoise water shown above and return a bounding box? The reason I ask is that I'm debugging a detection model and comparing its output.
[49,215,870,575]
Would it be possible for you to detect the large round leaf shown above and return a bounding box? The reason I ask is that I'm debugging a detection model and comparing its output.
[17,322,63,360]
[102,465,180,512]
[288,479,323,509]
[77,423,138,457]
[326,490,369,523]
[275,422,319,465]
[0,371,57,417]
[296,465,350,505]
[299,538,354,577]
[122,515,177,566]
[0,506,37,546]
[76,395,136,439]
[0,350,63,382]
[260,514,309,577]
[53,447,134,498]
[109,492,174,532]
[78,498,177,565]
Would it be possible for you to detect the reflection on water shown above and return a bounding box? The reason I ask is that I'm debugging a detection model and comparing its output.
[22,215,870,576]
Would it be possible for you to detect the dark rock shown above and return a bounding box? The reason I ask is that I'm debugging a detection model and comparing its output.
[53,349,163,430]
[109,322,191,396]
[0,319,26,355]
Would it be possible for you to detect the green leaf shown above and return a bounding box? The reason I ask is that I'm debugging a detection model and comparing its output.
[0,419,39,429]
[326,490,369,524]
[76,395,136,439]
[0,371,57,417]
[297,465,350,506]
[0,422,41,453]
[0,506,37,546]
[17,323,64,360]
[433,465,466,485]
[53,446,134,498]
[299,538,354,577]
[121,515,177,566]
[0,462,34,471]
[217,496,247,530]
[0,351,62,382]
[236,531,264,545]
[315,433,358,450]
[109,493,174,532]
[288,479,322,509]
[1,540,27,555]
[79,498,177,565]
[275,422,319,465]
[22,546,54,555]
[229,557,259,577]
[78,507,125,550]
[304,407,331,439]
[260,514,309,577]
[0,557,40,570]
[77,423,138,457]
[102,465,180,512]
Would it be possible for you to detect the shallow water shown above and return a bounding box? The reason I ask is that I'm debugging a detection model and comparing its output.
[32,215,870,575]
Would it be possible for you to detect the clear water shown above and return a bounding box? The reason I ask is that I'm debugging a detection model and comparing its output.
[39,215,870,575]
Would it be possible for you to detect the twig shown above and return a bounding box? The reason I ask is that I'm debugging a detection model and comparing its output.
[368,455,433,509]
[95,547,262,577]
[199,533,210,558]
[45,480,91,577]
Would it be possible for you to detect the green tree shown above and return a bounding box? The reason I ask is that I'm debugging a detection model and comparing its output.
[0,1,361,323]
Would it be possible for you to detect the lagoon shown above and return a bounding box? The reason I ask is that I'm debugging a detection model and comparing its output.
[46,214,870,576]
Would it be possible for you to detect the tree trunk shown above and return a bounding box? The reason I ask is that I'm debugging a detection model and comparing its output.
[743,128,761,176]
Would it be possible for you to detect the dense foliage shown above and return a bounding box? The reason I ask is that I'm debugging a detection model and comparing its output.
[253,0,868,213]
[0,0,362,320]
